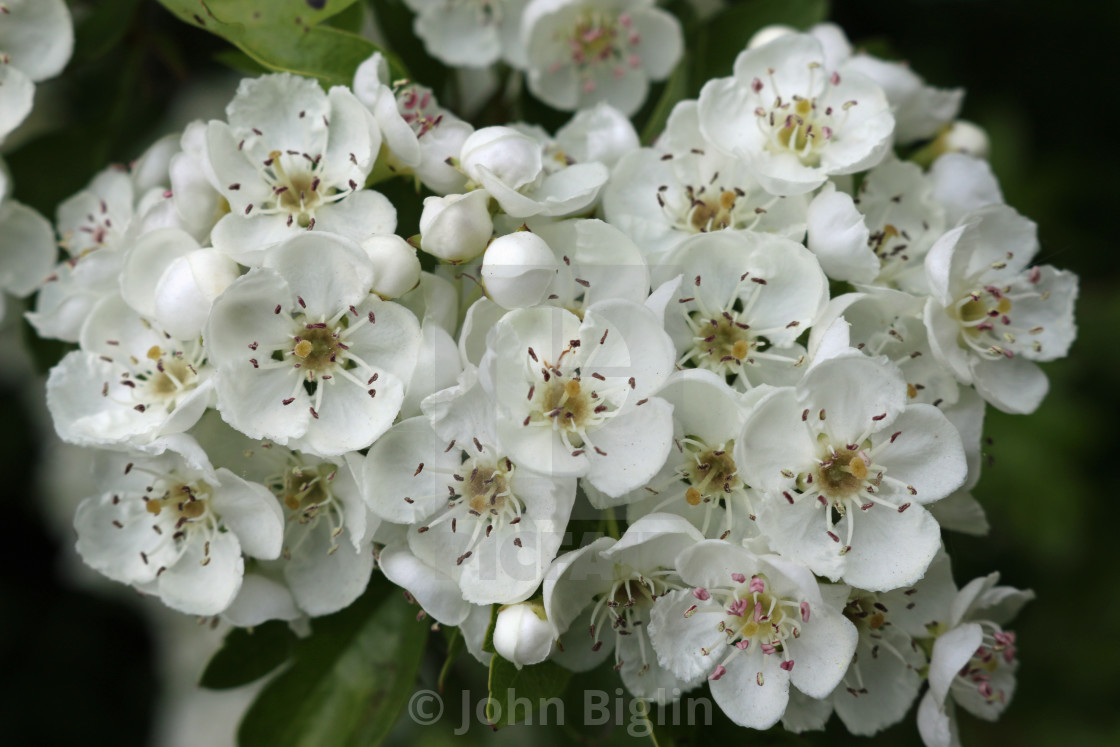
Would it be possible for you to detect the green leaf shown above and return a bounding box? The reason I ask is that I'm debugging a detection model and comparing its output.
[695,0,830,82]
[438,627,464,693]
[200,621,298,690]
[154,0,407,87]
[485,657,572,728]
[73,0,145,62]
[237,579,429,747]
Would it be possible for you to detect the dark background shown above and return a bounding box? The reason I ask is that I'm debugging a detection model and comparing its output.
[1,0,1117,744]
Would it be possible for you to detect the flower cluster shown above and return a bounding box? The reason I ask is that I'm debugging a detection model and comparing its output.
[29,18,1074,746]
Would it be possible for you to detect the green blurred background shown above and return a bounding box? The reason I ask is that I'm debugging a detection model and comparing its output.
[1,0,1117,745]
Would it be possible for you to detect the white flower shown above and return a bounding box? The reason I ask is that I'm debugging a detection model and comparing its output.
[0,0,73,142]
[361,233,421,299]
[352,54,476,194]
[206,73,394,265]
[204,232,420,456]
[521,0,682,116]
[820,550,959,736]
[479,301,676,497]
[612,370,758,543]
[806,156,947,291]
[460,125,608,218]
[47,294,213,451]
[918,572,1032,747]
[664,230,828,390]
[419,191,494,263]
[73,444,283,616]
[736,352,968,590]
[493,602,555,669]
[362,373,576,604]
[923,204,1078,414]
[604,100,809,261]
[404,0,529,67]
[190,411,379,619]
[28,160,165,342]
[748,22,963,144]
[647,540,858,728]
[544,513,706,701]
[698,33,895,196]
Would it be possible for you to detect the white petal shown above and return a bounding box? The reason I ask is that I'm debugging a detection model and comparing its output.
[378,543,470,625]
[157,530,244,616]
[211,468,284,560]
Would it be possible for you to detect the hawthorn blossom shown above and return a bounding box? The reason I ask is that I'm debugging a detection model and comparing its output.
[545,513,706,701]
[479,300,676,497]
[613,370,759,542]
[918,572,1033,747]
[73,444,283,616]
[923,204,1078,414]
[735,352,967,590]
[698,33,895,195]
[352,53,475,194]
[604,99,808,261]
[47,294,213,452]
[521,0,683,116]
[647,540,858,728]
[404,0,529,68]
[206,73,393,265]
[204,233,420,456]
[664,230,828,390]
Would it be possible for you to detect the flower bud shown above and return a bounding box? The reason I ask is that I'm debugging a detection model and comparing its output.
[481,231,558,310]
[493,602,554,670]
[460,126,543,190]
[419,191,493,262]
[939,120,990,159]
[362,234,421,299]
[747,24,797,50]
